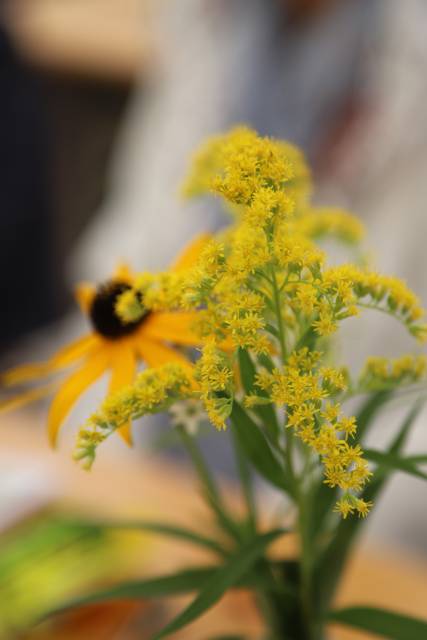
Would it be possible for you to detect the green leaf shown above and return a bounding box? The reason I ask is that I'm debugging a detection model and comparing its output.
[406,454,427,463]
[231,427,257,534]
[102,520,227,556]
[257,352,275,373]
[238,348,257,396]
[364,449,427,481]
[153,529,285,640]
[353,390,392,445]
[178,426,242,542]
[314,400,423,614]
[265,323,280,339]
[46,567,218,617]
[294,325,317,351]
[389,401,424,453]
[230,402,290,493]
[329,606,427,639]
[237,348,279,439]
[307,480,338,545]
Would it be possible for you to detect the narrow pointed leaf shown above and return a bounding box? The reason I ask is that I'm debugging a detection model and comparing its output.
[406,454,427,464]
[178,426,242,542]
[265,323,280,339]
[153,529,285,639]
[364,449,427,481]
[329,606,427,639]
[100,520,227,556]
[231,402,290,492]
[45,567,217,617]
[353,390,392,445]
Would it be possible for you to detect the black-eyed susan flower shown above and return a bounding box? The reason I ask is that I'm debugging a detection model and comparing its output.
[1,236,208,447]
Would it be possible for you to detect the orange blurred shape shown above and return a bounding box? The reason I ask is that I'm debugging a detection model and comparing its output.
[23,599,156,640]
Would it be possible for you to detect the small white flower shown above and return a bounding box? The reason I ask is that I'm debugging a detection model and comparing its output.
[169,399,207,435]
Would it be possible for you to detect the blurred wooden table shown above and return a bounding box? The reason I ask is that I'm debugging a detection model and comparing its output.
[4,0,156,82]
[1,410,427,639]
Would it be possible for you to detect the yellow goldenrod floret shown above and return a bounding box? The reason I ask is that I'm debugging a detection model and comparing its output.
[319,366,348,393]
[334,495,373,519]
[337,416,357,439]
[276,140,312,210]
[321,402,341,424]
[227,224,271,278]
[244,187,295,228]
[297,207,365,245]
[274,232,324,272]
[197,240,226,277]
[320,265,427,339]
[359,354,427,390]
[194,340,234,430]
[295,284,318,315]
[354,498,373,517]
[312,306,338,337]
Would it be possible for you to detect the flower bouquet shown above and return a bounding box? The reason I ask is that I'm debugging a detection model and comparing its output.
[3,127,427,639]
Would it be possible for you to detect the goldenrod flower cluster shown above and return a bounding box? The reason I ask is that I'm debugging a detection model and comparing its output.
[74,363,193,469]
[359,355,427,391]
[182,126,311,214]
[193,339,234,430]
[295,207,365,245]
[87,127,427,518]
[249,348,371,516]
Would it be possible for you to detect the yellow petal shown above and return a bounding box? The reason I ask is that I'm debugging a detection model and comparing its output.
[113,262,134,283]
[108,345,137,445]
[1,362,52,387]
[2,334,99,387]
[171,234,211,272]
[48,348,109,447]
[137,338,190,368]
[0,382,58,413]
[142,312,201,346]
[75,283,96,314]
[51,334,100,368]
[137,338,197,390]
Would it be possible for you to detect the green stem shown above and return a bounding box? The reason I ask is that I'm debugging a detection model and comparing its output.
[270,266,319,637]
[270,267,287,362]
[231,427,257,534]
[177,426,241,542]
[296,448,319,640]
[256,591,285,640]
[270,266,299,498]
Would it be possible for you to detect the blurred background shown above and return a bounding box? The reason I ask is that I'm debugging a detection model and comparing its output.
[0,0,427,637]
